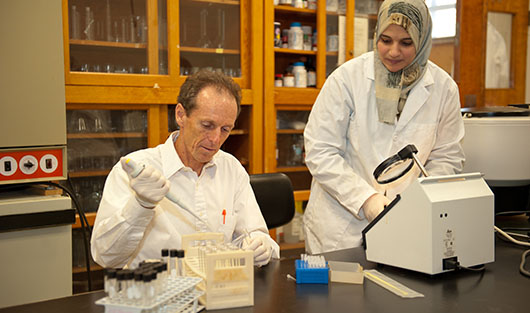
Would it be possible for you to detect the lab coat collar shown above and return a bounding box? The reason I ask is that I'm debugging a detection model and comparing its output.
[364,52,435,129]
[395,65,434,130]
[161,131,217,179]
[365,52,375,81]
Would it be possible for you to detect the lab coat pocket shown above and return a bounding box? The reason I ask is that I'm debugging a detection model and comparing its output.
[217,207,236,240]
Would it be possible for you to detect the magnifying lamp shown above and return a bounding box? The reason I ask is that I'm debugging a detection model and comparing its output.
[373,144,430,184]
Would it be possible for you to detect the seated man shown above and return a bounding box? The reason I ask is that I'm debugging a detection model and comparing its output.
[91,70,278,268]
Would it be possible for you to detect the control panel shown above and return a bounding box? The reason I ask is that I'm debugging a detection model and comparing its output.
[0,147,66,184]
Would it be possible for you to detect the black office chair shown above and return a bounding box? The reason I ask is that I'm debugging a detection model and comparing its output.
[249,173,295,229]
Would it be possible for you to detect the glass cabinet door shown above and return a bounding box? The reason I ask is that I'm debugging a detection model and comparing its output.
[275,109,312,191]
[179,0,241,78]
[66,108,148,212]
[325,0,346,76]
[353,0,383,58]
[67,0,168,76]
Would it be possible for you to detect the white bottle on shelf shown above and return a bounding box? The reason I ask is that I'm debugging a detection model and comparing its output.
[292,62,307,88]
[288,22,304,50]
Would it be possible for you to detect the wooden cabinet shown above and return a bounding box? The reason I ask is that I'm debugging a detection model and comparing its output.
[263,0,355,201]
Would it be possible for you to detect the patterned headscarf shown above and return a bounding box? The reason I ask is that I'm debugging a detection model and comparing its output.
[373,0,432,124]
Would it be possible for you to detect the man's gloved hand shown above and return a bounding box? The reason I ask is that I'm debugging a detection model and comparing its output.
[242,236,272,267]
[120,157,170,209]
[362,193,391,222]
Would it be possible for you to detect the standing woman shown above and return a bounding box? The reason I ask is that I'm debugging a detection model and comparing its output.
[303,0,465,254]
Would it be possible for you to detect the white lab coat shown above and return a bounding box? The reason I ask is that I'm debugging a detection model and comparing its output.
[303,52,465,254]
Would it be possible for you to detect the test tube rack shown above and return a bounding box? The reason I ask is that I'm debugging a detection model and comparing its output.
[95,276,204,313]
[182,232,254,310]
[295,257,329,284]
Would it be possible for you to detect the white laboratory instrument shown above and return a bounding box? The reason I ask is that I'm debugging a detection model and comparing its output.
[461,106,530,213]
[0,0,73,308]
[362,145,495,275]
[0,192,74,308]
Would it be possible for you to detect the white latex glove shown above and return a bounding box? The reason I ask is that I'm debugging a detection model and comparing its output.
[242,236,272,267]
[120,157,170,209]
[362,193,391,222]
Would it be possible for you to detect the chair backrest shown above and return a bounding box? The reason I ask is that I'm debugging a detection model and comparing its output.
[249,173,295,229]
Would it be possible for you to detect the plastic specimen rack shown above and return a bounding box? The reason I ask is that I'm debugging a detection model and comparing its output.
[182,232,254,310]
[96,276,204,313]
[295,254,329,284]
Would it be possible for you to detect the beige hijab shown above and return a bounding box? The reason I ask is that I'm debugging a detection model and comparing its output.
[374,0,432,124]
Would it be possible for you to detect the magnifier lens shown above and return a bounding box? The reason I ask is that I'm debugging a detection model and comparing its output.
[376,159,414,184]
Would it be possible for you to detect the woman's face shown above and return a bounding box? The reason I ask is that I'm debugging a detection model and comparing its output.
[377,24,417,72]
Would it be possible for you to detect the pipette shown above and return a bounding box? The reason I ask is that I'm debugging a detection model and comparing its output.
[123,158,213,231]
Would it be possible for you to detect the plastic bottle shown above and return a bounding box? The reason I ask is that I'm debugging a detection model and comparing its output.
[293,0,304,8]
[274,22,282,47]
[307,68,316,87]
[275,74,283,87]
[288,22,304,50]
[283,72,295,87]
[292,62,307,88]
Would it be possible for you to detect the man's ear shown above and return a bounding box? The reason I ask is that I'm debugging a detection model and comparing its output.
[175,103,186,125]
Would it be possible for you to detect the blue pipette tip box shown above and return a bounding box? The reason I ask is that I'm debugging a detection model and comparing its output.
[295,259,329,284]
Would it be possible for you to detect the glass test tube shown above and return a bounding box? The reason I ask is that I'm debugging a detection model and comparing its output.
[123,270,134,304]
[170,249,178,277]
[133,270,143,305]
[177,250,185,276]
[104,268,118,299]
[142,272,153,306]
[161,248,169,265]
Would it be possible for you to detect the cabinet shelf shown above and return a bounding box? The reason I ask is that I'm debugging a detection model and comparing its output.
[70,39,147,49]
[67,132,146,139]
[188,0,240,5]
[279,241,305,251]
[276,166,307,172]
[73,212,97,229]
[180,46,240,55]
[230,129,248,135]
[326,11,345,16]
[73,264,103,274]
[69,170,111,178]
[275,5,316,15]
[274,87,319,104]
[274,47,317,55]
[293,190,310,201]
[277,129,304,134]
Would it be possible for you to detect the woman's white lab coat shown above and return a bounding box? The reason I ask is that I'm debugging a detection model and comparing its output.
[303,52,465,254]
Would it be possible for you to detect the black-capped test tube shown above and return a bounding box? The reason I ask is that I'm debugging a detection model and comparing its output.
[177,250,185,276]
[170,249,178,277]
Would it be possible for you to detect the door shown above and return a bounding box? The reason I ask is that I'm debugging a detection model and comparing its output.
[455,0,528,107]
